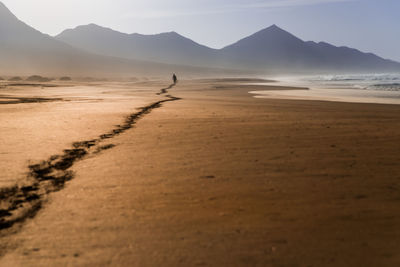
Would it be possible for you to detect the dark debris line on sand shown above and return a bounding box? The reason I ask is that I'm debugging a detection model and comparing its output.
[0,96,64,105]
[0,83,180,231]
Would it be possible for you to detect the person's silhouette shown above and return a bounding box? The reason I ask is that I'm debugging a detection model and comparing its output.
[173,73,177,84]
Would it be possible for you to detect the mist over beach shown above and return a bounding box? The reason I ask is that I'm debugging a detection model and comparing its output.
[1,0,400,266]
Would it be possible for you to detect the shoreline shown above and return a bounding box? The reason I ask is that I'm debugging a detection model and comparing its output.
[248,78,400,105]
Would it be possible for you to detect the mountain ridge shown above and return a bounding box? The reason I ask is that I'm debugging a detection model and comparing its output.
[56,23,400,72]
[56,23,219,67]
[0,1,399,75]
[0,2,226,76]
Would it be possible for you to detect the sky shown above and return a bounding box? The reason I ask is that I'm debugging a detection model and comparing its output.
[2,0,400,61]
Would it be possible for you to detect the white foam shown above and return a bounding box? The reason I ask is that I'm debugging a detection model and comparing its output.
[250,73,400,104]
[250,88,400,105]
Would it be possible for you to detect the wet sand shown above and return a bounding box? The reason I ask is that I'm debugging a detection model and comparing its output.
[251,87,400,105]
[1,80,400,266]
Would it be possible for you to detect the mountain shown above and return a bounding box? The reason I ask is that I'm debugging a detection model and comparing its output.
[0,1,80,73]
[57,23,400,73]
[219,25,320,69]
[1,0,399,75]
[0,2,214,76]
[56,24,219,67]
[220,25,400,72]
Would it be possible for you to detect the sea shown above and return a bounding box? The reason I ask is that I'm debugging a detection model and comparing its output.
[304,73,400,91]
[250,73,400,104]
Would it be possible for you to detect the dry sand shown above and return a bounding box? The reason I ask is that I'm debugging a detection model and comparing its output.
[1,79,400,266]
[0,80,163,188]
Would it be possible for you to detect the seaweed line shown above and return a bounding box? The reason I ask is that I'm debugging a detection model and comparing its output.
[0,83,180,231]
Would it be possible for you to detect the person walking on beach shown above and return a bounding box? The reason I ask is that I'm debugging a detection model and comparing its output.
[173,73,178,84]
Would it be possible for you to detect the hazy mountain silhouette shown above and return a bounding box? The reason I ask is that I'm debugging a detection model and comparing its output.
[219,25,316,69]
[0,1,82,74]
[56,24,219,67]
[57,23,400,73]
[1,1,399,75]
[0,2,211,76]
[220,25,400,72]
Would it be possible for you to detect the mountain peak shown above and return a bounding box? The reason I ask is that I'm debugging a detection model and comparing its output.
[222,24,304,51]
[160,31,183,38]
[75,23,109,31]
[0,1,18,21]
[83,23,100,28]
[57,23,125,38]
[259,24,293,35]
[258,24,285,33]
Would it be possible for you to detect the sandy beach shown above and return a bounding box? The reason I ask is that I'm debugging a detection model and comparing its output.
[0,81,159,188]
[1,79,400,266]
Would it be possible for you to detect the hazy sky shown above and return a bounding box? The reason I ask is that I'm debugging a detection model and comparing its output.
[2,0,400,61]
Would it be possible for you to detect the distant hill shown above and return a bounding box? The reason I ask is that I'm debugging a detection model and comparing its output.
[219,25,314,68]
[57,23,400,73]
[56,24,219,67]
[0,1,82,74]
[220,25,400,72]
[1,0,399,75]
[0,2,215,77]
